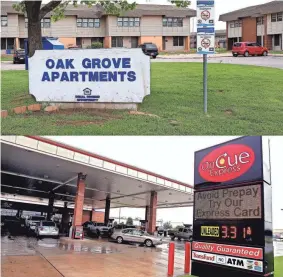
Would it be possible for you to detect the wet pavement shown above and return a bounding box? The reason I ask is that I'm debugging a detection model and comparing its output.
[1,235,185,277]
[2,235,282,277]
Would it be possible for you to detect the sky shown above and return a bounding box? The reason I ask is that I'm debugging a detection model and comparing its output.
[46,136,283,229]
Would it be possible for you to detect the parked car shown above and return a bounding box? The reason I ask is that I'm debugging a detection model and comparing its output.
[111,228,163,247]
[13,49,25,64]
[1,215,26,236]
[35,221,59,239]
[82,221,113,238]
[139,43,159,59]
[67,45,80,50]
[25,215,46,232]
[232,42,268,57]
[169,226,193,241]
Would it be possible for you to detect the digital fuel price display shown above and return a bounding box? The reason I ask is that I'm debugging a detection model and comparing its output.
[194,221,264,246]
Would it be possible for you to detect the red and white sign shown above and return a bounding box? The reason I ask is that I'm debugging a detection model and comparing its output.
[201,10,211,21]
[198,144,255,182]
[192,242,263,260]
[192,251,263,272]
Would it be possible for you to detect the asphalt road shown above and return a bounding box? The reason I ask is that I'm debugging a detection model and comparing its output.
[155,55,283,69]
[2,55,283,70]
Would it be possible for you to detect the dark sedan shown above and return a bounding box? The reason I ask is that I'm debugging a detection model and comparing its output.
[139,43,159,59]
[13,49,25,64]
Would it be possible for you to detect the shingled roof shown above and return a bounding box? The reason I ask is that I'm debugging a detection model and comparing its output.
[219,0,283,22]
[1,1,196,18]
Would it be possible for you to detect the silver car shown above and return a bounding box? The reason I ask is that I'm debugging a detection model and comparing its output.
[35,221,59,238]
[111,228,162,247]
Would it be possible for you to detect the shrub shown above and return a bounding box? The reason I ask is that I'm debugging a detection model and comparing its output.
[91,42,103,49]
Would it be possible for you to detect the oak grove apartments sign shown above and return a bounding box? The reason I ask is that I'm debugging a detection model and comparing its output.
[28,49,150,103]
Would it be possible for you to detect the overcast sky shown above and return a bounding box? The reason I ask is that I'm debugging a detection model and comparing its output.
[46,136,283,229]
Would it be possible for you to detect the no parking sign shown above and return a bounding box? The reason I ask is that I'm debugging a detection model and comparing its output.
[197,1,215,54]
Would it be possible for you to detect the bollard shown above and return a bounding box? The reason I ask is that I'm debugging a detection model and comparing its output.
[168,242,175,276]
[184,242,191,274]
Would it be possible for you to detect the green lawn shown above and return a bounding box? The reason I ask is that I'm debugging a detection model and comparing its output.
[1,63,283,135]
[179,256,283,277]
[1,55,13,61]
[270,51,283,55]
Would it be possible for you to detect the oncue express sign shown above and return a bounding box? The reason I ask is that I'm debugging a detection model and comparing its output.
[192,136,274,277]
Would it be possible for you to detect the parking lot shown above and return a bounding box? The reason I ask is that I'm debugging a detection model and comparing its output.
[2,233,283,277]
[2,55,283,70]
[1,235,186,277]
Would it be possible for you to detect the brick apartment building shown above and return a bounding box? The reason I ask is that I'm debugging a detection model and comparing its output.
[190,29,227,49]
[1,1,196,53]
[219,0,283,50]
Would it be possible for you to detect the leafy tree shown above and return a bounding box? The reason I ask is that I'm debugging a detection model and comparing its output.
[13,0,191,57]
[163,221,173,230]
[126,217,133,225]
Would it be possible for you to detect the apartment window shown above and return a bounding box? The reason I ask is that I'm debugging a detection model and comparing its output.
[163,17,183,27]
[77,18,100,28]
[1,16,8,27]
[112,37,123,47]
[277,12,283,22]
[173,36,184,47]
[274,34,280,46]
[230,20,242,28]
[76,38,82,48]
[271,13,277,22]
[256,17,264,25]
[41,18,51,28]
[1,38,6,49]
[117,17,140,27]
[25,18,28,28]
[7,38,15,49]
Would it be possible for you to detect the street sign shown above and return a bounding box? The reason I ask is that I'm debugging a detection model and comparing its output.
[197,0,215,55]
[192,136,274,277]
[197,27,215,54]
[197,0,215,27]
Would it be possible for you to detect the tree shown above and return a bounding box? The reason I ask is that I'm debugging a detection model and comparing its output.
[13,0,191,57]
[163,221,173,230]
[126,217,133,225]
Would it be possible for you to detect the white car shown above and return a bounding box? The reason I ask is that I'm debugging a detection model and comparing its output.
[35,221,59,238]
[26,215,46,231]
[111,228,163,247]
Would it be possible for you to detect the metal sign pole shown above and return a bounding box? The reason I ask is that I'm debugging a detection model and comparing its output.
[203,54,208,114]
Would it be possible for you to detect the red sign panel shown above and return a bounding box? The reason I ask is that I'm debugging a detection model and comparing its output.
[198,144,255,182]
[192,241,263,260]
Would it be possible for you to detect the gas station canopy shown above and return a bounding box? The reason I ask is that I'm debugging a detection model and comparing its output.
[1,136,194,210]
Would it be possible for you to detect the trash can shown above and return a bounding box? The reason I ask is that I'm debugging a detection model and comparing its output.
[24,37,64,70]
[72,226,83,239]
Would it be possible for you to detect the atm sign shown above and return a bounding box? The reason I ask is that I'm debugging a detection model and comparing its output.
[201,226,219,237]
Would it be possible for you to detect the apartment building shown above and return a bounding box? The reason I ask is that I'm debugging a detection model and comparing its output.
[1,1,196,53]
[190,29,227,49]
[219,0,283,51]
